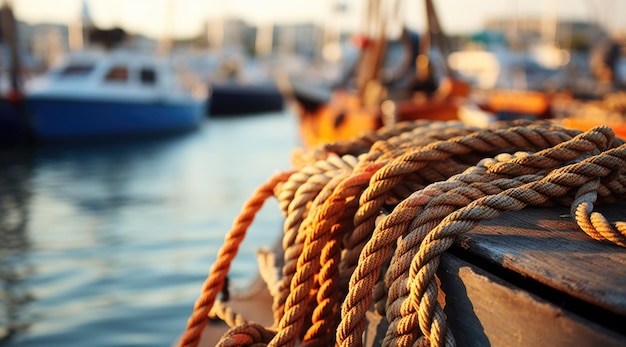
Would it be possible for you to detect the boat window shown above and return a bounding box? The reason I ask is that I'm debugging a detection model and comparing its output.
[104,66,129,82]
[140,68,157,85]
[60,64,94,77]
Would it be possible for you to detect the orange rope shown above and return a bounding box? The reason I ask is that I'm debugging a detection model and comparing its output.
[269,166,380,347]
[178,171,294,347]
[216,322,276,347]
[272,155,358,326]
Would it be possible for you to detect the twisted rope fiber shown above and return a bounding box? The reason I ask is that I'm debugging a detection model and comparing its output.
[320,121,436,158]
[383,129,617,291]
[272,156,358,326]
[302,202,359,346]
[269,166,381,347]
[577,201,626,246]
[346,123,481,209]
[272,123,480,336]
[292,123,604,346]
[273,171,350,329]
[400,143,626,347]
[276,154,358,215]
[594,172,626,203]
[381,173,556,346]
[216,322,276,347]
[337,126,617,346]
[359,121,482,165]
[573,172,626,246]
[179,171,293,347]
[180,119,626,347]
[296,120,478,169]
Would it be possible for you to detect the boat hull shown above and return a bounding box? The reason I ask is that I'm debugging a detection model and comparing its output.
[27,97,205,142]
[294,89,461,147]
[208,82,284,116]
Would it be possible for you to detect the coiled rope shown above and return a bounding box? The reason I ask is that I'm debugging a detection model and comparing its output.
[178,119,626,347]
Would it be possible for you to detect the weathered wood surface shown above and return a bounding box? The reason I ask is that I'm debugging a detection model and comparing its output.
[439,253,626,347]
[456,201,626,317]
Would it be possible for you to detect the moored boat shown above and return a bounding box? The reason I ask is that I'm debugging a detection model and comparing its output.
[25,49,207,142]
[282,0,471,148]
[208,80,284,116]
[183,49,284,117]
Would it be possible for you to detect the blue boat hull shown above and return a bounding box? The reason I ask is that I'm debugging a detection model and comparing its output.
[27,97,205,142]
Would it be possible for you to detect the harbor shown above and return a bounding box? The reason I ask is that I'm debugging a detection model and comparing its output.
[1,1,626,346]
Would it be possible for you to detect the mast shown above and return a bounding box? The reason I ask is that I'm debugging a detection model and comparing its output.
[69,0,94,51]
[1,0,22,101]
[158,0,175,55]
[424,0,454,78]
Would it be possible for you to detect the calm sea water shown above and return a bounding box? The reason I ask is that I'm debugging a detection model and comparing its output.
[0,110,299,346]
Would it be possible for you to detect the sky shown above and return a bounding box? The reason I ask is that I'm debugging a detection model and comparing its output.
[6,0,626,39]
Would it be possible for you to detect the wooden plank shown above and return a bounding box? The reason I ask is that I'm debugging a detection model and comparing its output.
[458,201,626,317]
[439,253,626,346]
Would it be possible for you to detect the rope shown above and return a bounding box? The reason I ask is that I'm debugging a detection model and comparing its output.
[179,119,626,347]
[216,323,276,347]
[378,131,621,346]
[345,125,618,346]
[273,155,358,327]
[400,143,626,346]
[178,171,293,347]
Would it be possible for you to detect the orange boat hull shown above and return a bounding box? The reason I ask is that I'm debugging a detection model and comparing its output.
[296,90,462,147]
[560,117,626,140]
[486,90,551,117]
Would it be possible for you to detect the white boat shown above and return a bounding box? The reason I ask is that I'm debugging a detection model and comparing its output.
[26,49,207,142]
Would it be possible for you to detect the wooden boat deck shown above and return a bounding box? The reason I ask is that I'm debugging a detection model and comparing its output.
[424,202,626,346]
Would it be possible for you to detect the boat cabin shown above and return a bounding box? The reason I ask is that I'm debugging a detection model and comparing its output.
[28,49,192,102]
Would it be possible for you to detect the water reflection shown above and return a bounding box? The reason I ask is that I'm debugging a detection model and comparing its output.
[0,112,297,346]
[0,149,34,342]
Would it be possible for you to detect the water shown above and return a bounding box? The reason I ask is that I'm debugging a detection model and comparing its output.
[0,111,299,346]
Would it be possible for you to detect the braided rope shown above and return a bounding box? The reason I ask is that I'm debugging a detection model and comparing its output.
[179,119,626,347]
